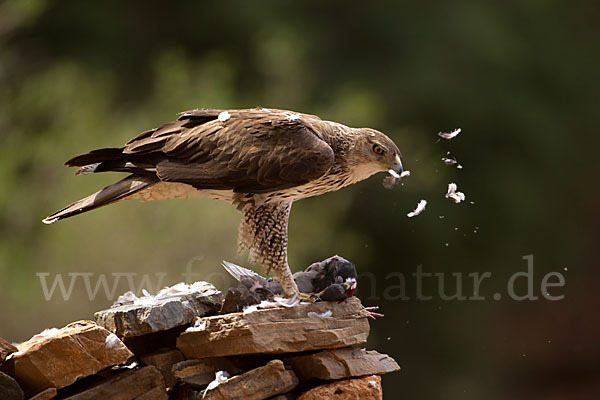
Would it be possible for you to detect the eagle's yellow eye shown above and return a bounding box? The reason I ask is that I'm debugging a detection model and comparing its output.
[372,144,385,155]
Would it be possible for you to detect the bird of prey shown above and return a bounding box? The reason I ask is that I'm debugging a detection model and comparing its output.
[222,255,357,301]
[43,108,403,299]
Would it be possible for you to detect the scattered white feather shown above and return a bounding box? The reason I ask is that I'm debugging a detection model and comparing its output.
[218,111,231,122]
[368,380,378,388]
[287,113,300,121]
[445,183,466,203]
[383,169,410,189]
[115,281,217,307]
[441,157,463,169]
[203,371,230,398]
[346,277,357,290]
[243,295,308,314]
[438,128,461,140]
[29,328,60,342]
[104,333,122,350]
[407,200,427,218]
[243,304,261,314]
[124,361,138,370]
[307,310,333,318]
[275,295,305,307]
[5,351,24,361]
[155,281,213,297]
[387,169,411,179]
[185,320,207,333]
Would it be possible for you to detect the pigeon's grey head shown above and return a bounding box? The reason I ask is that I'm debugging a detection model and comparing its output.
[329,256,357,294]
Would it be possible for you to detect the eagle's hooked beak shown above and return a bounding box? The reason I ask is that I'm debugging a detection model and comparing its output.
[392,154,403,173]
[387,154,403,178]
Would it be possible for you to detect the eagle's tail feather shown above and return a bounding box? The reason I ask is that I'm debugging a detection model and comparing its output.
[42,175,157,224]
[66,147,158,176]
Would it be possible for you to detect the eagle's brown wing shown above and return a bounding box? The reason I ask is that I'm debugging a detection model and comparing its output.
[68,108,335,194]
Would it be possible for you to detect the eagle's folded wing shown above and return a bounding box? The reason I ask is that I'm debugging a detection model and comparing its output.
[110,109,336,193]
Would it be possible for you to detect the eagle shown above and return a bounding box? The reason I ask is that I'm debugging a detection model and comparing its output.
[43,108,403,299]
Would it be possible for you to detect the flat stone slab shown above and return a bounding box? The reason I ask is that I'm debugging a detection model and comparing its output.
[286,347,400,381]
[6,320,132,397]
[298,375,382,400]
[202,359,298,400]
[62,366,167,400]
[177,297,370,359]
[172,358,242,388]
[95,282,222,338]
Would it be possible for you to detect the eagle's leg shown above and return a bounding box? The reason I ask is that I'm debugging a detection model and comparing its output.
[276,259,301,297]
[238,201,308,299]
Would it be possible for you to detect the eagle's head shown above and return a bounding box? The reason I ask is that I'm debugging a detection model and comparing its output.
[347,128,403,182]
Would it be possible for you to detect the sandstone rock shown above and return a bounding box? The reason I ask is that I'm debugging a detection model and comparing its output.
[177,297,370,359]
[286,347,400,381]
[172,358,242,388]
[297,375,382,400]
[202,359,298,400]
[0,371,24,400]
[0,336,18,363]
[61,366,167,400]
[95,282,222,338]
[7,321,132,397]
[134,385,167,400]
[140,348,184,388]
[171,356,270,389]
[29,387,57,400]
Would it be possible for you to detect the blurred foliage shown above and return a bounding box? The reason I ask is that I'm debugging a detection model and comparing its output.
[1,1,599,398]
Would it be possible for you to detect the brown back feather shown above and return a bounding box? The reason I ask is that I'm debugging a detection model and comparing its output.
[63,108,337,194]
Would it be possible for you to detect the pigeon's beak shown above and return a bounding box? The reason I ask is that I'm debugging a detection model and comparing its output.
[391,154,403,174]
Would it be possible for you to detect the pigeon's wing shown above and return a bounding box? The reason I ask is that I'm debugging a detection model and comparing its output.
[319,284,349,302]
[221,261,264,283]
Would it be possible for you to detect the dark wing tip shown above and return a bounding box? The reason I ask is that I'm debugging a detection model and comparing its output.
[65,148,124,167]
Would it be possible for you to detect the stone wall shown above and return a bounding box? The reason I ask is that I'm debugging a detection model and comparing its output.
[0,282,399,400]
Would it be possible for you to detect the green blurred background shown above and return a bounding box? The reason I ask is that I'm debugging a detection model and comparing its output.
[1,1,598,398]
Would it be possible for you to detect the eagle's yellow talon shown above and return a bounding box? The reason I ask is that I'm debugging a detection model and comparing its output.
[296,291,319,303]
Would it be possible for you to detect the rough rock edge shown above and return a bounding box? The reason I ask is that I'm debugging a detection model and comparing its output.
[94,282,222,338]
[177,297,370,358]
